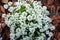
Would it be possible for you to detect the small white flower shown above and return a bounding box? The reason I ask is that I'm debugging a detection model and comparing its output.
[16,28,20,33]
[20,23,24,27]
[20,28,25,35]
[16,32,21,38]
[10,33,15,39]
[4,4,8,9]
[22,36,30,40]
[44,25,49,31]
[2,14,6,18]
[27,15,33,21]
[20,16,26,21]
[14,2,20,6]
[15,6,21,11]
[14,13,19,18]
[48,32,53,37]
[42,33,46,37]
[46,11,49,15]
[46,30,50,34]
[24,3,30,8]
[37,24,42,28]
[43,6,47,10]
[29,28,35,33]
[5,21,12,27]
[35,36,44,40]
[40,29,45,32]
[22,12,27,16]
[26,10,31,13]
[50,26,55,30]
[8,2,12,6]
[32,14,36,19]
[8,7,14,12]
[10,27,15,33]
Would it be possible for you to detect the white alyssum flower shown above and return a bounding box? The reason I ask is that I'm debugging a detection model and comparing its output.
[40,29,45,32]
[16,28,20,32]
[20,16,26,21]
[8,2,12,6]
[14,2,20,6]
[15,32,21,38]
[46,30,50,35]
[50,25,55,30]
[48,32,53,37]
[10,33,15,39]
[29,28,35,33]
[43,6,47,10]
[8,7,14,12]
[31,14,36,19]
[4,4,8,9]
[27,15,32,21]
[22,12,27,16]
[10,27,15,33]
[44,24,49,31]
[2,14,6,18]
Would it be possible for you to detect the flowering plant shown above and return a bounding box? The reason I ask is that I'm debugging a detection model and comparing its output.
[4,0,55,40]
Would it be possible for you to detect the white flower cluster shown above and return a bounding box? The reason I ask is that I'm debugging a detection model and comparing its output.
[4,0,55,40]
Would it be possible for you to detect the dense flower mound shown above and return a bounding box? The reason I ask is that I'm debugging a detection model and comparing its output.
[4,0,55,40]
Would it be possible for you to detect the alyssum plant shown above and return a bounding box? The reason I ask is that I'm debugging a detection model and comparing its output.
[3,0,55,40]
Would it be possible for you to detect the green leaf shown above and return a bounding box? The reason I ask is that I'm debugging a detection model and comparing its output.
[17,5,26,13]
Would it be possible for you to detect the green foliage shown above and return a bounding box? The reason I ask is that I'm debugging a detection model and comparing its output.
[17,5,26,13]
